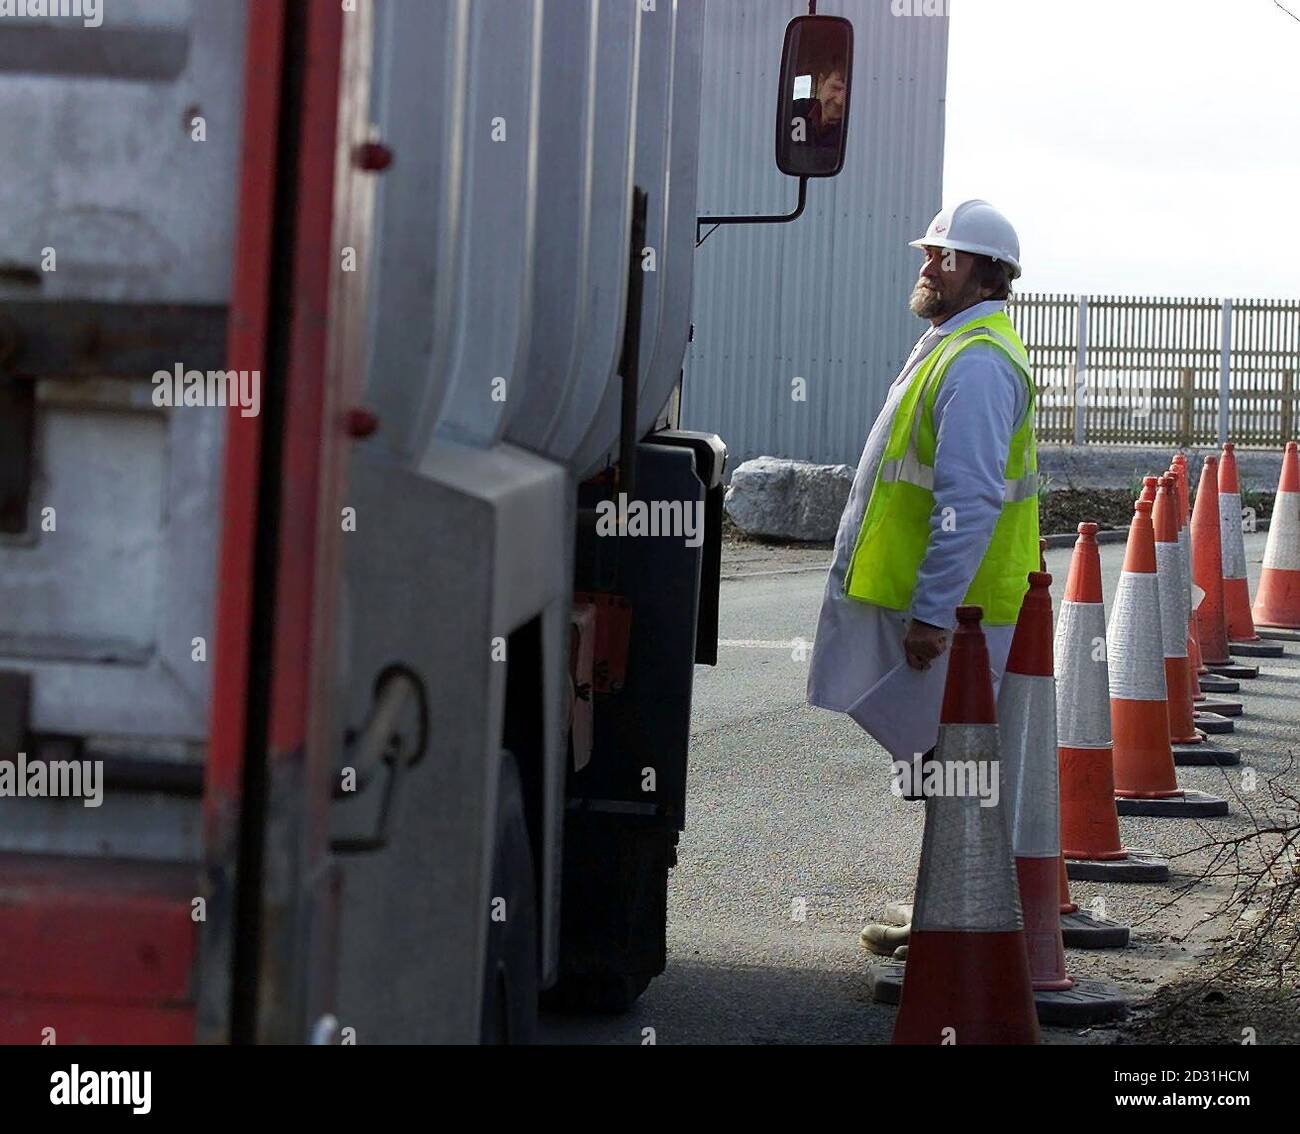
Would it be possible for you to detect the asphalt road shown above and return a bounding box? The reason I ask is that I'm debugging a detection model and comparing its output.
[542,531,1299,1044]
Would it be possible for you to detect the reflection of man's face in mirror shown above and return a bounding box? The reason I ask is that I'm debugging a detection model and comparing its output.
[817,69,846,125]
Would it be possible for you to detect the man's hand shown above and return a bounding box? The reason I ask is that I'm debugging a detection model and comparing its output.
[903,618,950,671]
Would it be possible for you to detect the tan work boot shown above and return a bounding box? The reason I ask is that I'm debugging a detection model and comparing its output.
[859,921,911,956]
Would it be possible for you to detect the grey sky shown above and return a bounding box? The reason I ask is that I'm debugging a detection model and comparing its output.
[943,0,1300,297]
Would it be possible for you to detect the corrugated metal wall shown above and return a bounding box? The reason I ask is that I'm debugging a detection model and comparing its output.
[682,0,948,470]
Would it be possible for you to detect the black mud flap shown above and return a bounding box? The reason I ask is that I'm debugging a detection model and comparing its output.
[647,429,726,665]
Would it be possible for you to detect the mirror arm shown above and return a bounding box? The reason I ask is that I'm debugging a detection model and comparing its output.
[695,176,807,248]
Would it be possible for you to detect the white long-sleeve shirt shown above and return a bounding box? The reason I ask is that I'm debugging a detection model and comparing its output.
[806,299,1029,760]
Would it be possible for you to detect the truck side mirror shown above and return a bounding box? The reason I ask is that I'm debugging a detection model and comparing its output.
[775,15,853,179]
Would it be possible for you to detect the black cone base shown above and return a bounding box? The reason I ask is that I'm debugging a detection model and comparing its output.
[1197,673,1240,693]
[1204,661,1259,679]
[1171,740,1240,766]
[1255,626,1300,643]
[1061,909,1131,949]
[1035,979,1130,1026]
[1065,848,1170,883]
[1228,640,1284,658]
[1115,789,1229,817]
[1192,711,1234,734]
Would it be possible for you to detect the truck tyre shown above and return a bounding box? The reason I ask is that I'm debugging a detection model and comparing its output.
[479,751,539,1044]
[540,821,673,1015]
[542,972,652,1015]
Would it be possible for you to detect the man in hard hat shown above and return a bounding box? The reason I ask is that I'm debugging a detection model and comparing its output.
[805,199,1039,957]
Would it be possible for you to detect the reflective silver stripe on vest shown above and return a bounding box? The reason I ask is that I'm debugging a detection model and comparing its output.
[878,325,1036,503]
[1004,471,1040,502]
[880,447,935,490]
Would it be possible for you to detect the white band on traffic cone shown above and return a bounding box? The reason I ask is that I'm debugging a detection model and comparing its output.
[998,672,1061,859]
[1180,521,1203,616]
[1263,490,1300,570]
[1175,525,1192,628]
[1219,491,1247,579]
[1107,571,1166,701]
[1054,600,1111,748]
[1155,541,1187,659]
[912,723,1023,933]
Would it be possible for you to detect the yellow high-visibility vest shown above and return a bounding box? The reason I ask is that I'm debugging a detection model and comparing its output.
[843,309,1039,625]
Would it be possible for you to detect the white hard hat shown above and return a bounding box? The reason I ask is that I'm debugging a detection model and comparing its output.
[909,199,1021,280]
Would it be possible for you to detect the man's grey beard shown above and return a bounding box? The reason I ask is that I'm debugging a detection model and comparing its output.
[909,280,946,319]
[909,277,981,321]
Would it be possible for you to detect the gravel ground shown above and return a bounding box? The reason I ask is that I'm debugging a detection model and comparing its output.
[1112,766,1300,1046]
[1119,903,1300,1046]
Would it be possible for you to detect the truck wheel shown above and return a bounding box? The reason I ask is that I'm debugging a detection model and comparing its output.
[479,751,539,1044]
[539,820,673,1016]
[542,972,651,1015]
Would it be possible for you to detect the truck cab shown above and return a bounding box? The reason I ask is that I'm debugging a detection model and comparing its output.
[0,0,851,1043]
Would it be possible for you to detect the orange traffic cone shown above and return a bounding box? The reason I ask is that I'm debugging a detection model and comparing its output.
[1175,455,1242,702]
[1193,455,1258,679]
[1037,540,1127,946]
[1155,475,1240,766]
[1173,458,1202,687]
[999,573,1072,992]
[1171,458,1205,681]
[1110,499,1228,818]
[998,575,1129,1022]
[1252,441,1300,638]
[1172,459,1242,720]
[1055,523,1169,882]
[892,606,1040,1045]
[1219,444,1257,640]
[1219,443,1283,658]
[1191,456,1228,663]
